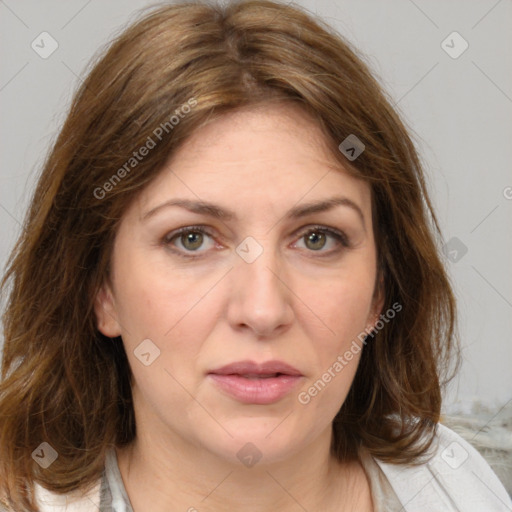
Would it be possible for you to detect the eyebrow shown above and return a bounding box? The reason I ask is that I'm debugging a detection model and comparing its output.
[141,196,366,228]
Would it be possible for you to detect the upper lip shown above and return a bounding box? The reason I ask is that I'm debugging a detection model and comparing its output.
[209,360,302,376]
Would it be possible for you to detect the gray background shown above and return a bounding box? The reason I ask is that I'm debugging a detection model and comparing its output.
[1,1,511,419]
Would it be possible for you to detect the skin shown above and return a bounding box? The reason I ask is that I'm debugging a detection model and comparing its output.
[95,102,384,512]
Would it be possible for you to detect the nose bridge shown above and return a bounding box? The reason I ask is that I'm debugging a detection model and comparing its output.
[228,236,293,335]
[240,249,280,300]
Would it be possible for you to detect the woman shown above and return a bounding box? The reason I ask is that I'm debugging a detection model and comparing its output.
[0,1,510,511]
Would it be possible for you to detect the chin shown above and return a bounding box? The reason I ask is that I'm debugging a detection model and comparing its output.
[194,416,310,468]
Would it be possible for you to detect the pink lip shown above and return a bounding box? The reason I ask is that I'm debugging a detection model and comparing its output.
[208,360,303,405]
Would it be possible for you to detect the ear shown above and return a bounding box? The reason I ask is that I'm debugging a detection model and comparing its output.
[94,281,122,337]
[366,273,385,332]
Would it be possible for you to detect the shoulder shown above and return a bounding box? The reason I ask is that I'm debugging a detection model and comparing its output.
[33,479,101,512]
[373,422,512,512]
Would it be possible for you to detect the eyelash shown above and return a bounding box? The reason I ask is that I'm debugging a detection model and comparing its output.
[162,224,351,259]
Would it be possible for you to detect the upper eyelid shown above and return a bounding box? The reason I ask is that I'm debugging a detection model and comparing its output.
[293,226,350,248]
[164,225,216,244]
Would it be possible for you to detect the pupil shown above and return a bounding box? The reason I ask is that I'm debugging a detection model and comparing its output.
[306,232,325,250]
[183,232,203,250]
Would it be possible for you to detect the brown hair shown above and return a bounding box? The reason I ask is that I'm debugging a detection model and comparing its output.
[0,0,460,509]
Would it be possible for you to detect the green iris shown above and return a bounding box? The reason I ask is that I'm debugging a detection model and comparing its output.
[181,231,204,250]
[305,231,326,250]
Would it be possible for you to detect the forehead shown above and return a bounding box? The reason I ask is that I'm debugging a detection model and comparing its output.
[134,103,371,220]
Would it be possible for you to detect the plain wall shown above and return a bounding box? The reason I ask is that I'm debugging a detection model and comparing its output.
[1,0,511,415]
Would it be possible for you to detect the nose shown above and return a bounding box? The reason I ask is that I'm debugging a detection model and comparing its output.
[226,245,294,338]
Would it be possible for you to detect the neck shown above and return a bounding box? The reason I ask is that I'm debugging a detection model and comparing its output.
[116,426,371,512]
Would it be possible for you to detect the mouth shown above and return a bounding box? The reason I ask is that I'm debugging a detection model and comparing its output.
[207,360,303,405]
[230,373,288,379]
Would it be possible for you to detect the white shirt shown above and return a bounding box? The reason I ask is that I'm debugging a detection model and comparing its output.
[29,423,512,511]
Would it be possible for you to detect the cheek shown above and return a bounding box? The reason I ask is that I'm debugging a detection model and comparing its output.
[112,247,214,337]
[111,254,223,380]
[114,274,222,426]
[291,264,375,413]
[299,271,375,354]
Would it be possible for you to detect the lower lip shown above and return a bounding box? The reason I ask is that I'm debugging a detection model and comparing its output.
[208,374,302,404]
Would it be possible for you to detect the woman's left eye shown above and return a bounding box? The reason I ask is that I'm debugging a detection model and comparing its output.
[293,227,349,253]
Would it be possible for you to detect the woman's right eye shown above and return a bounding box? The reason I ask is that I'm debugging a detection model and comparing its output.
[163,226,216,257]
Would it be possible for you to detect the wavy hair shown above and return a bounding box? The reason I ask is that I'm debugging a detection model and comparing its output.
[0,1,460,510]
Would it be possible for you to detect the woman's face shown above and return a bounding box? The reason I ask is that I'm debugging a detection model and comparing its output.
[95,103,383,466]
